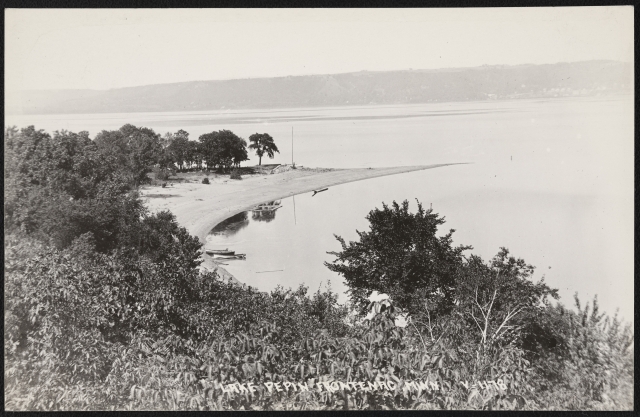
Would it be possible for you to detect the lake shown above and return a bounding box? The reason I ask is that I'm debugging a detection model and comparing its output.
[6,96,634,320]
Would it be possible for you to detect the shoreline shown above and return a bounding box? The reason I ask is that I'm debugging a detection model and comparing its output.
[142,163,465,283]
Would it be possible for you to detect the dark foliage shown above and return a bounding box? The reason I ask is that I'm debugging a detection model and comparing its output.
[198,130,249,171]
[326,200,471,316]
[94,124,163,185]
[154,167,172,181]
[5,126,144,250]
[248,133,279,166]
[164,130,191,171]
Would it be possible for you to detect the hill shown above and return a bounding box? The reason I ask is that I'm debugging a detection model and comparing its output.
[6,60,631,115]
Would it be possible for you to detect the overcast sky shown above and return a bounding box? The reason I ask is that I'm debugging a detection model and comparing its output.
[5,7,634,91]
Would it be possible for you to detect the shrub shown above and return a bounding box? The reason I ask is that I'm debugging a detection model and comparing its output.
[202,177,210,184]
[230,169,242,180]
[153,167,171,181]
[4,236,353,410]
[527,295,634,410]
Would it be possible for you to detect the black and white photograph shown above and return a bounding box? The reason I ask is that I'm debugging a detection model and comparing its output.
[4,7,634,411]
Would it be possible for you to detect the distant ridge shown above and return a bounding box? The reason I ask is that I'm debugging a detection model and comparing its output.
[6,61,631,115]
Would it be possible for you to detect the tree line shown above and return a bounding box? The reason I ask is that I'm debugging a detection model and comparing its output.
[4,124,633,411]
[8,123,281,185]
[163,129,279,171]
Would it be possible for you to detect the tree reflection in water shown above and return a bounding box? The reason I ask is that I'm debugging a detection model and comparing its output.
[209,211,250,237]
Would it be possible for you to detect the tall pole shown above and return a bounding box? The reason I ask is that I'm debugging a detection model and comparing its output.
[291,126,294,165]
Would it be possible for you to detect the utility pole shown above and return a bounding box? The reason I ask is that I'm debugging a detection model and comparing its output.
[291,126,294,165]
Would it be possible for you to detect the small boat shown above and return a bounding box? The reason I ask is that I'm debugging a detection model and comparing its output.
[213,253,246,260]
[312,188,328,196]
[252,205,282,213]
[253,200,282,212]
[206,249,235,256]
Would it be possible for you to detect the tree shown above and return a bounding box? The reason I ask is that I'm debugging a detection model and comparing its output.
[160,129,187,150]
[198,130,248,171]
[166,130,191,171]
[248,133,279,165]
[161,131,174,149]
[184,140,200,170]
[94,124,163,185]
[5,126,64,234]
[197,133,217,170]
[4,126,137,240]
[325,200,471,316]
[4,125,174,251]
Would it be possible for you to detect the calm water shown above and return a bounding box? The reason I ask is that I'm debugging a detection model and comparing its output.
[6,97,634,319]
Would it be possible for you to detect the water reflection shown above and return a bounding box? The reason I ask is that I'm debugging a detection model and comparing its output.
[209,211,249,237]
[251,201,282,223]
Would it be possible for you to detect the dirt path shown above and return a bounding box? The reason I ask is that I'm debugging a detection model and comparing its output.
[141,163,464,282]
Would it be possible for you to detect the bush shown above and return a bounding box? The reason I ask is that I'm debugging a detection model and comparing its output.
[4,235,352,410]
[153,167,171,181]
[527,295,634,410]
[230,169,242,180]
[202,177,210,184]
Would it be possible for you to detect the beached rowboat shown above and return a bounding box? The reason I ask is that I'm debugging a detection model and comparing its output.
[206,249,235,256]
[213,254,246,260]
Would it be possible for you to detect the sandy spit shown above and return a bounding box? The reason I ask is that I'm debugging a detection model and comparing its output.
[141,164,462,282]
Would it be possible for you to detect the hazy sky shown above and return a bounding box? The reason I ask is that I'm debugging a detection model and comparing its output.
[5,7,634,91]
